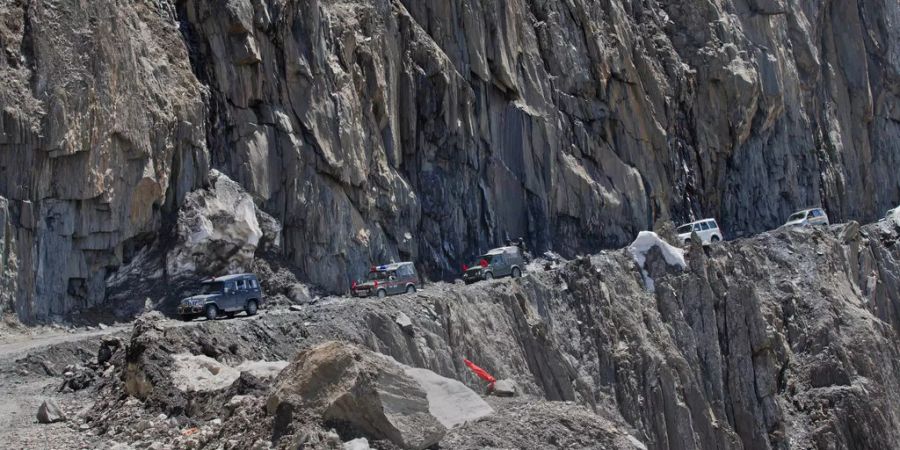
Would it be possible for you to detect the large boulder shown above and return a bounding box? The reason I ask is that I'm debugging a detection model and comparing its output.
[166,170,280,277]
[267,342,492,449]
[36,399,66,424]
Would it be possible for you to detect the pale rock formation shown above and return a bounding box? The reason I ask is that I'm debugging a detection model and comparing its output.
[166,170,271,277]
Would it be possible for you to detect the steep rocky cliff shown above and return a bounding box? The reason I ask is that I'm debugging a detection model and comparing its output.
[177,0,900,291]
[0,0,208,321]
[1,0,899,320]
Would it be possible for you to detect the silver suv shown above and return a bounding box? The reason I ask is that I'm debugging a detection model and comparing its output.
[177,273,264,321]
[463,247,526,284]
[676,219,723,245]
[784,208,829,227]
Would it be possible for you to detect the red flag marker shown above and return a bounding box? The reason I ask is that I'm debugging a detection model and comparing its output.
[464,358,496,390]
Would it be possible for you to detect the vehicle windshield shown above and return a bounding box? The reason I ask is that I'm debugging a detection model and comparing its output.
[200,282,224,294]
[366,271,393,281]
[676,225,693,234]
[470,254,497,267]
[788,212,807,222]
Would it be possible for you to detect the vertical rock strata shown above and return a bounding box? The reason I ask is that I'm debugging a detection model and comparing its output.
[1,0,899,318]
[178,0,900,293]
[0,0,207,321]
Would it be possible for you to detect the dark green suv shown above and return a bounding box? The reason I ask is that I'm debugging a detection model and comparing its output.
[463,246,526,284]
[177,273,264,321]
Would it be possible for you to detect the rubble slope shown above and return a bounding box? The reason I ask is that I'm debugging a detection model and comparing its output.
[24,219,897,449]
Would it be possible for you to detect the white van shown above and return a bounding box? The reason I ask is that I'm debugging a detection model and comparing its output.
[676,219,723,245]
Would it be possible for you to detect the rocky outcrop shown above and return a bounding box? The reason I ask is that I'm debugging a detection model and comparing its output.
[0,1,207,323]
[441,400,645,450]
[67,220,900,449]
[36,399,66,424]
[0,196,16,319]
[166,169,280,277]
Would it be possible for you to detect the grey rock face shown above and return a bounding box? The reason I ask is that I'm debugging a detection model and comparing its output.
[177,0,900,295]
[0,1,207,322]
[36,399,66,423]
[0,196,16,319]
[2,0,900,319]
[288,223,900,449]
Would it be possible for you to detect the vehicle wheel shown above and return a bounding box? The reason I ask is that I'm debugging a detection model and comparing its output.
[377,289,387,299]
[711,236,721,243]
[512,268,522,278]
[204,304,218,321]
[684,239,692,246]
[245,300,258,317]
[406,285,416,294]
[484,272,494,280]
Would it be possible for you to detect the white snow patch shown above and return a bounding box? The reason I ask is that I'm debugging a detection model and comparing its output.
[628,232,686,269]
[343,438,371,450]
[628,232,686,291]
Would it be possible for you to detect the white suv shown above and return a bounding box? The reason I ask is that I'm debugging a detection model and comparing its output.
[676,219,723,245]
[784,208,829,227]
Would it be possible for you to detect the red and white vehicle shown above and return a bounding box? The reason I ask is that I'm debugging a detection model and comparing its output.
[351,262,420,299]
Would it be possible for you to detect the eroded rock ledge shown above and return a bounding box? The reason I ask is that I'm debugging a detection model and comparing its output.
[72,221,900,449]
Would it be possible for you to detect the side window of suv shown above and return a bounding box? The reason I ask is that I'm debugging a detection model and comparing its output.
[708,221,718,229]
[700,222,710,230]
[249,279,257,289]
[236,280,246,290]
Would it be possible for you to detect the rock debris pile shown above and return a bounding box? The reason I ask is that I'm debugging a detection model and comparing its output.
[11,219,897,449]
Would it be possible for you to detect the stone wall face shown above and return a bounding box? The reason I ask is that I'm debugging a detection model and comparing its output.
[1,0,899,319]
[178,0,900,293]
[0,1,207,322]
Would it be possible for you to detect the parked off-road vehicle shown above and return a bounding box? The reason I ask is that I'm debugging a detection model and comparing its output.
[676,218,723,246]
[177,273,264,321]
[351,262,420,299]
[784,208,829,228]
[463,246,526,284]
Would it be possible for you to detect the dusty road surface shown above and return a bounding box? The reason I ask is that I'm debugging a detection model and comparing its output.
[0,324,129,450]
